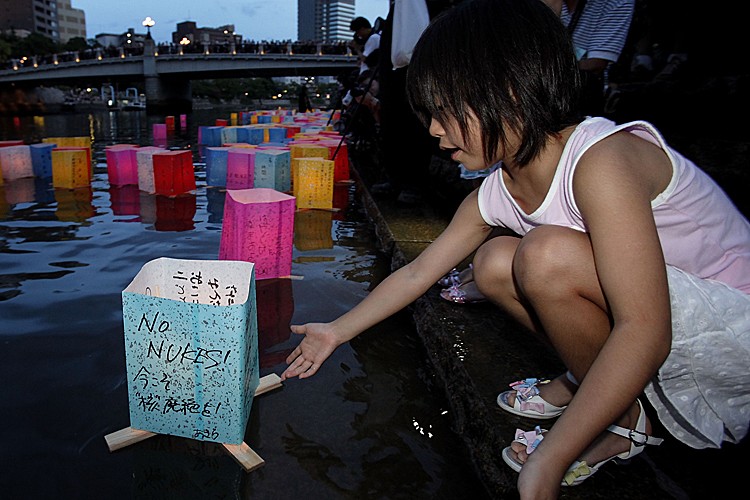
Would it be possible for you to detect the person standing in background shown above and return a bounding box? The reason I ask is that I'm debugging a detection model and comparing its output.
[544,0,634,115]
[349,17,381,75]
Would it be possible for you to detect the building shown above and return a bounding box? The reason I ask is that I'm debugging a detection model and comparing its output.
[0,0,60,41]
[57,0,86,43]
[172,21,241,47]
[94,28,147,49]
[298,0,355,43]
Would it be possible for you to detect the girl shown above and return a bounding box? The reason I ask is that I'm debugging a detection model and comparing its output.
[282,0,750,497]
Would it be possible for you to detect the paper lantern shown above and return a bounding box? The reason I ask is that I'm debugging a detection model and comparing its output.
[205,147,231,187]
[226,149,256,190]
[122,257,259,444]
[236,127,264,145]
[257,115,271,124]
[109,184,141,216]
[165,116,175,131]
[219,188,295,280]
[51,148,90,189]
[30,143,55,179]
[253,149,291,192]
[199,126,223,147]
[180,114,187,129]
[0,140,24,148]
[43,136,92,177]
[292,157,334,210]
[136,147,167,194]
[152,150,196,197]
[230,113,238,126]
[267,128,287,143]
[106,145,139,186]
[221,127,238,145]
[319,139,350,182]
[153,123,167,142]
[216,119,228,126]
[154,194,197,232]
[294,208,333,251]
[0,145,33,181]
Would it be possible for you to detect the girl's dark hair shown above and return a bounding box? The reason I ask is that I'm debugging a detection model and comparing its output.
[407,0,582,166]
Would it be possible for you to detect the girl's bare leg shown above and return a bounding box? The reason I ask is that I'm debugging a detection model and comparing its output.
[474,226,648,465]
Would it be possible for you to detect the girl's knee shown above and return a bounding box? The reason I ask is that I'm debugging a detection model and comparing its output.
[514,226,592,292]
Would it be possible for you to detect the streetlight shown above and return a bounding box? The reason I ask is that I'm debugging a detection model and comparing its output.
[142,16,155,39]
[179,36,190,55]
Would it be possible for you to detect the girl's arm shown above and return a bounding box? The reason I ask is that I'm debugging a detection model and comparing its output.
[520,131,674,497]
[282,189,493,380]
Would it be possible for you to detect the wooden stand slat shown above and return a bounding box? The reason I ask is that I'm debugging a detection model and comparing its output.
[105,427,156,451]
[255,373,283,395]
[222,442,265,472]
[104,372,284,470]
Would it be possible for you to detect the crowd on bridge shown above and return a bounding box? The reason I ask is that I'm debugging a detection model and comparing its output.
[5,40,353,71]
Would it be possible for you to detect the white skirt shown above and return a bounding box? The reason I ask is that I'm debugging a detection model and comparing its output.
[644,265,750,449]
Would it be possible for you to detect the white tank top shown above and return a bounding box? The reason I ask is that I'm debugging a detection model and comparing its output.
[477,117,750,294]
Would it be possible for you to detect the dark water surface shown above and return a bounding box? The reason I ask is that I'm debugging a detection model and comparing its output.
[0,109,488,499]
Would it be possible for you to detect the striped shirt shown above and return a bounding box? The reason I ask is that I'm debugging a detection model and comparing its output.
[561,0,634,64]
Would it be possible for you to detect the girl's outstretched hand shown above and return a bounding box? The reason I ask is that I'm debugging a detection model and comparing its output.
[281,323,342,380]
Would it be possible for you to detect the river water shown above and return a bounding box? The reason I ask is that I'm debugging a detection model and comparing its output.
[0,108,489,499]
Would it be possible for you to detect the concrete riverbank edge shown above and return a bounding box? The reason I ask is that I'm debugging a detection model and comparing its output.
[349,165,747,500]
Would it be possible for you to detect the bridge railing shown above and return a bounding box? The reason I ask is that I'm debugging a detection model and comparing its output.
[4,41,354,71]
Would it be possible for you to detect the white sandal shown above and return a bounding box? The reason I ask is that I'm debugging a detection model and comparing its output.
[501,399,664,486]
[496,375,570,419]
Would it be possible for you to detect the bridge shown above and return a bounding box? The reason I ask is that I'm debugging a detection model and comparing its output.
[0,40,359,110]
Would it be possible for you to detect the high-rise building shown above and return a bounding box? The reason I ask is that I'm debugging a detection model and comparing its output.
[0,0,60,41]
[57,0,86,43]
[298,0,355,43]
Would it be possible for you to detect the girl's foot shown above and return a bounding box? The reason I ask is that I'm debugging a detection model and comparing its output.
[502,372,577,411]
[440,280,487,304]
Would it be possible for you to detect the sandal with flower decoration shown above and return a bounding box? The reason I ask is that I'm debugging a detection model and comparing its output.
[439,280,487,304]
[437,267,461,287]
[496,376,569,419]
[501,399,664,486]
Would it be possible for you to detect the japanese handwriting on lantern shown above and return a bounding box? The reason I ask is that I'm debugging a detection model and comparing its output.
[207,277,222,306]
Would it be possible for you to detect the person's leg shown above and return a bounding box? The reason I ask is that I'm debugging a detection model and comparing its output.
[476,226,655,468]
[472,226,610,405]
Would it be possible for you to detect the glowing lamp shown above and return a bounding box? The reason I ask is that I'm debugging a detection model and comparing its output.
[205,147,232,187]
[226,149,256,190]
[105,144,140,186]
[136,146,167,194]
[236,126,264,145]
[30,143,55,179]
[292,157,335,210]
[152,123,167,142]
[220,126,239,145]
[165,116,175,131]
[122,257,259,444]
[51,148,90,189]
[253,149,291,192]
[318,140,350,182]
[230,113,238,126]
[0,145,33,181]
[216,119,228,127]
[152,150,196,197]
[219,188,295,280]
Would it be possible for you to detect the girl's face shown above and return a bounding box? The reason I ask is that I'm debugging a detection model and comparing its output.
[429,112,496,171]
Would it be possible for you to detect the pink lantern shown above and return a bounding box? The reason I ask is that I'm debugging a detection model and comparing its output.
[226,148,256,190]
[106,145,140,186]
[219,188,296,280]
